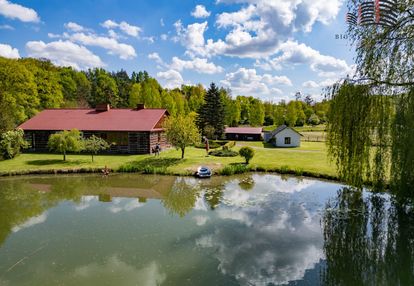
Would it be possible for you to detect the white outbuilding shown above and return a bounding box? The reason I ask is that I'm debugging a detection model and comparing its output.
[265,125,302,147]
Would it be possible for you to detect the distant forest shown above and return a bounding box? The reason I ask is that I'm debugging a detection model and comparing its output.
[0,56,329,131]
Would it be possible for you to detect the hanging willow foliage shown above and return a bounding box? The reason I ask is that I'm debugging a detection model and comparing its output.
[328,83,414,195]
[391,88,414,195]
[328,0,414,196]
[327,83,394,189]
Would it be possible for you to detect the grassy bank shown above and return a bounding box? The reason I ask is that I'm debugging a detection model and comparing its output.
[0,142,336,179]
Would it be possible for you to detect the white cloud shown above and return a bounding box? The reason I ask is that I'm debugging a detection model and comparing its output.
[26,40,104,69]
[101,19,142,37]
[0,24,13,30]
[319,78,338,87]
[221,67,291,97]
[143,36,155,44]
[173,20,209,57]
[107,29,121,39]
[302,80,319,88]
[160,18,165,27]
[160,34,168,41]
[47,33,61,39]
[148,52,164,65]
[68,32,136,60]
[264,40,351,77]
[191,5,211,18]
[175,0,343,59]
[0,43,19,58]
[157,69,184,89]
[170,57,224,74]
[64,22,87,32]
[0,0,40,23]
[216,5,256,28]
[101,19,118,29]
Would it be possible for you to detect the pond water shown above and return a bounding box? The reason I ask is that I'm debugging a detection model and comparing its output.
[0,173,413,286]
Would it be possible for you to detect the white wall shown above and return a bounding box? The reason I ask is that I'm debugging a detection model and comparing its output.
[274,128,301,147]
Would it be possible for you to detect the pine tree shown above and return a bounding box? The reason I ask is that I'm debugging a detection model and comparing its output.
[197,83,225,139]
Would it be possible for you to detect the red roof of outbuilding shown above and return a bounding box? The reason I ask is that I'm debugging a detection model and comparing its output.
[225,127,263,134]
[18,108,168,132]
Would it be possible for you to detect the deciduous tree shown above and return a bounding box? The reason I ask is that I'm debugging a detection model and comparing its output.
[163,115,200,159]
[83,135,110,162]
[48,129,83,161]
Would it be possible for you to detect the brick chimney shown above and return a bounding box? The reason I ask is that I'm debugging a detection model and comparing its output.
[136,103,145,110]
[95,104,111,112]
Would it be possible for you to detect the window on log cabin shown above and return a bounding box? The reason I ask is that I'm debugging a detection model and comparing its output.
[106,132,129,146]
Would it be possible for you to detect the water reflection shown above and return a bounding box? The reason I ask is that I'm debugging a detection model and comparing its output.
[195,175,324,286]
[0,174,413,285]
[322,187,414,286]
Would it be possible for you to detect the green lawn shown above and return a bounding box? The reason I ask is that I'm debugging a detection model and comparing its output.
[0,141,336,179]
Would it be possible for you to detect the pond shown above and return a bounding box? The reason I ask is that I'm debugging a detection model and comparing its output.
[0,173,413,285]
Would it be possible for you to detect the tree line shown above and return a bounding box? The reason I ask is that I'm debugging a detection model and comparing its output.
[0,56,329,133]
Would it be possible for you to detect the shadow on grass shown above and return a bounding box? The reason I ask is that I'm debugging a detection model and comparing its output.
[262,142,275,148]
[26,159,87,166]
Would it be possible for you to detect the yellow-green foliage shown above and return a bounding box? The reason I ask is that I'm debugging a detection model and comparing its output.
[48,129,83,161]
[239,146,255,164]
[163,115,200,159]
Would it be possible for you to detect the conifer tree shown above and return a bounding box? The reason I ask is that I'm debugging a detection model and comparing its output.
[197,83,225,139]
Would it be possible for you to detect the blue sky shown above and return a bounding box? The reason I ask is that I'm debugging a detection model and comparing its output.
[0,0,355,102]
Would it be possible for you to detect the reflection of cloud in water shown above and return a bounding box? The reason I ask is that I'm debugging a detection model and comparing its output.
[75,196,98,211]
[2,256,167,286]
[219,175,317,208]
[197,176,323,286]
[252,174,316,193]
[193,215,210,226]
[12,212,48,233]
[109,198,145,213]
[193,195,208,211]
[73,257,166,286]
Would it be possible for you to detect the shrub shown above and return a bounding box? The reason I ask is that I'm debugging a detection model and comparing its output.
[209,149,238,157]
[239,146,255,164]
[195,141,221,149]
[219,164,250,175]
[308,114,321,125]
[224,141,236,149]
[0,129,28,160]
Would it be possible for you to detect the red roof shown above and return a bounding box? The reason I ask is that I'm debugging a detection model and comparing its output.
[18,108,168,132]
[225,127,263,134]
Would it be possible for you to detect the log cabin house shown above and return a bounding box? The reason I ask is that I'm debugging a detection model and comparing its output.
[18,104,169,154]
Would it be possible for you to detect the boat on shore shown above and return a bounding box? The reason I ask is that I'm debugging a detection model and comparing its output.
[195,166,212,178]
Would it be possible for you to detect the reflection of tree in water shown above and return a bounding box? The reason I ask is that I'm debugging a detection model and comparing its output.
[238,175,255,191]
[322,188,414,285]
[0,176,107,247]
[162,178,201,217]
[204,187,223,210]
[0,180,62,247]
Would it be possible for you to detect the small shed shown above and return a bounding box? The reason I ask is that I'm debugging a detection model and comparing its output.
[225,127,263,141]
[266,125,302,147]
